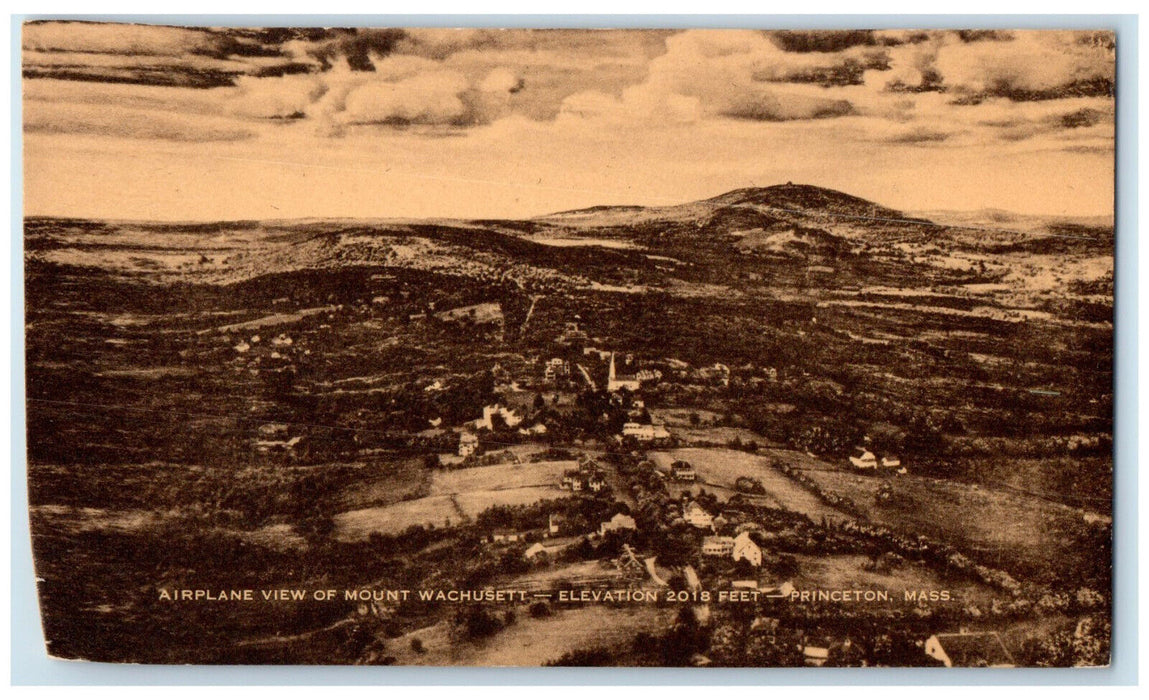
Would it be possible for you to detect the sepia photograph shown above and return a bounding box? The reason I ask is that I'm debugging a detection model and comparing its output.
[21,22,1115,667]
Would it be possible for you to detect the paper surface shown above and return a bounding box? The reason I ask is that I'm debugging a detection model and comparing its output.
[23,23,1114,666]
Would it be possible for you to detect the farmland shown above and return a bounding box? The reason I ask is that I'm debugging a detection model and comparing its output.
[25,184,1112,665]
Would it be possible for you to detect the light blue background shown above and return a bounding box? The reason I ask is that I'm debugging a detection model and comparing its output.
[9,13,1139,685]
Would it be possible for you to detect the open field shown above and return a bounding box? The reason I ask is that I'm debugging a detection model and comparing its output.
[430,460,576,495]
[334,497,462,539]
[384,606,676,667]
[790,554,999,608]
[649,448,848,522]
[788,461,1110,585]
[334,461,574,540]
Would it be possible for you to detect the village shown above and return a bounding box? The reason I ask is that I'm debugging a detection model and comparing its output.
[266,317,1101,669]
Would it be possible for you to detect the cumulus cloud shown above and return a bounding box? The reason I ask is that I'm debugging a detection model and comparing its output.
[339,72,469,125]
[881,30,1114,100]
[223,57,526,132]
[226,74,327,119]
[22,23,1116,154]
[557,30,872,125]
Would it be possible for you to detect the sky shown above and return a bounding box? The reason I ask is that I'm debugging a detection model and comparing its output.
[21,24,1117,220]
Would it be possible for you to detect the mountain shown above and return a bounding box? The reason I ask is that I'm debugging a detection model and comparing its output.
[24,182,1112,297]
[537,184,918,228]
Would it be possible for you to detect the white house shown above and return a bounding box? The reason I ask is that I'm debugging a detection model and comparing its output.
[683,501,714,529]
[600,513,637,536]
[683,565,702,592]
[924,632,1015,668]
[544,358,567,382]
[732,531,763,567]
[490,529,522,543]
[524,542,547,560]
[849,448,878,470]
[803,646,830,667]
[881,455,902,468]
[458,432,479,457]
[671,460,697,481]
[622,422,670,442]
[701,536,735,557]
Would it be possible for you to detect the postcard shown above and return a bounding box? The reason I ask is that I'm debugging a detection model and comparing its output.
[22,23,1114,666]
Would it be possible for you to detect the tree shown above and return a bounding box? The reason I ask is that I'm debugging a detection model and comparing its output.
[453,605,503,641]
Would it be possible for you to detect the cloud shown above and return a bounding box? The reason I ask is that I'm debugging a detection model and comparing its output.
[881,30,1114,100]
[306,28,406,71]
[22,24,1116,155]
[722,92,854,121]
[24,21,221,56]
[557,30,873,126]
[223,58,527,131]
[226,74,327,119]
[22,22,303,87]
[884,127,952,144]
[338,71,469,125]
[24,99,253,141]
[769,30,880,53]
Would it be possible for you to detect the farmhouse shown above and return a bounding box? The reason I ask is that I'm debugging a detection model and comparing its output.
[473,404,523,430]
[544,358,569,383]
[881,455,902,468]
[523,542,547,560]
[671,460,697,481]
[490,529,522,544]
[802,645,830,667]
[621,422,670,442]
[616,544,647,576]
[583,346,612,361]
[683,501,714,529]
[600,513,637,536]
[561,469,584,491]
[849,448,878,470]
[458,432,479,457]
[924,632,1015,668]
[586,471,607,492]
[556,321,590,347]
[732,531,763,567]
[561,465,606,492]
[701,536,735,557]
